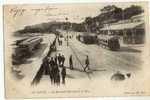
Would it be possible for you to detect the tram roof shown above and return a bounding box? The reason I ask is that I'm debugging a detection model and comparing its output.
[97,35,118,40]
[100,22,144,31]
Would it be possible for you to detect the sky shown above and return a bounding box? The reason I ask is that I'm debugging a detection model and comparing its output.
[4,2,146,31]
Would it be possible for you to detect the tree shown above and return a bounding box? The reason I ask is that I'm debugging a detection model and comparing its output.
[99,5,123,23]
[123,5,144,19]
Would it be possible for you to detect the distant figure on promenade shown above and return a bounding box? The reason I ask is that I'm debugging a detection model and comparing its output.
[54,39,57,51]
[61,55,65,67]
[61,67,66,84]
[84,55,90,72]
[60,40,62,45]
[58,37,60,45]
[78,35,81,41]
[58,37,61,46]
[69,55,73,70]
[51,39,56,51]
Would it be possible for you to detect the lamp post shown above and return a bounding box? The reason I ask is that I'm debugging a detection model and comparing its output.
[65,17,69,46]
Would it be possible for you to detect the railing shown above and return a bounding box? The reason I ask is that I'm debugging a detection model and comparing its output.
[31,36,57,85]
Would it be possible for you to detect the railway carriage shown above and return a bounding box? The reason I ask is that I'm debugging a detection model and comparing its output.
[77,33,97,44]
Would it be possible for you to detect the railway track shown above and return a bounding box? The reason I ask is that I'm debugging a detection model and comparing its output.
[68,41,92,80]
[69,35,141,76]
[96,45,141,69]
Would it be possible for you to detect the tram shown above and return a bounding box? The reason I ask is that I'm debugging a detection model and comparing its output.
[97,34,120,51]
[77,33,97,44]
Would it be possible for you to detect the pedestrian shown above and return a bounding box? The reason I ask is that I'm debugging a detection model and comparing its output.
[60,40,62,45]
[49,65,54,84]
[53,65,60,85]
[58,53,62,66]
[49,57,55,84]
[69,55,73,70]
[52,39,57,51]
[43,57,50,75]
[58,37,60,46]
[61,55,65,67]
[56,71,60,86]
[49,57,55,67]
[61,67,66,84]
[54,54,58,65]
[84,55,90,72]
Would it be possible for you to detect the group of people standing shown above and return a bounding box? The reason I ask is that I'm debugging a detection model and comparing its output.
[43,53,66,85]
[42,53,90,85]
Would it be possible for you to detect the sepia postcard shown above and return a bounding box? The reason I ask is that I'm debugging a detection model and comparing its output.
[3,2,150,98]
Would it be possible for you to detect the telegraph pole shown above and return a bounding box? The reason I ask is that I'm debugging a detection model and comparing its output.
[65,17,69,46]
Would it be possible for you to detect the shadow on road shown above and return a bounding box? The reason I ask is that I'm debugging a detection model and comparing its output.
[118,46,141,53]
[65,66,106,74]
[66,74,75,79]
[65,66,84,72]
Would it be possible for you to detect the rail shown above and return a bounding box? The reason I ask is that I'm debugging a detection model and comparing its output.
[69,41,92,80]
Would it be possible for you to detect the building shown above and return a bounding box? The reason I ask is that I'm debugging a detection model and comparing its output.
[99,13,145,44]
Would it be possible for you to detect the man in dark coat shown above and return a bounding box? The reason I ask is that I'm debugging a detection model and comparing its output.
[43,57,50,75]
[49,57,55,84]
[56,69,60,86]
[54,54,58,66]
[57,53,62,66]
[61,67,66,84]
[49,57,55,67]
[53,65,60,85]
[84,55,90,72]
[61,55,65,67]
[69,55,73,70]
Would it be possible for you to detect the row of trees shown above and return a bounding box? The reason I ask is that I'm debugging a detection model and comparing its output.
[83,5,144,33]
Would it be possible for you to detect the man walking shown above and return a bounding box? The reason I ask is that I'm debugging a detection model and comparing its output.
[49,57,55,84]
[43,57,50,75]
[69,55,73,70]
[54,54,58,66]
[49,57,55,66]
[61,55,65,67]
[53,65,60,85]
[84,55,90,72]
[57,53,62,66]
[61,67,66,84]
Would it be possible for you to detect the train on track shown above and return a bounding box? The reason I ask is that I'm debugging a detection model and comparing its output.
[77,33,120,51]
[77,33,98,44]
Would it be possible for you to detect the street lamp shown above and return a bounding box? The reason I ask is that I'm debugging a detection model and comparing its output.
[65,17,69,46]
